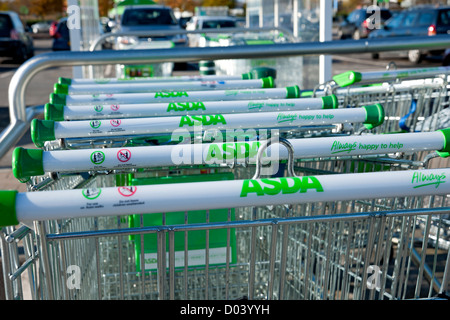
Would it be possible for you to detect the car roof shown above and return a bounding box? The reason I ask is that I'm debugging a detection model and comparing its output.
[404,5,450,11]
[194,16,236,20]
[123,5,172,10]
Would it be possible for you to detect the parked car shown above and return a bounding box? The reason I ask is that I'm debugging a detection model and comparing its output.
[0,11,34,62]
[30,21,52,34]
[115,5,188,49]
[369,6,450,63]
[185,16,237,47]
[337,7,392,40]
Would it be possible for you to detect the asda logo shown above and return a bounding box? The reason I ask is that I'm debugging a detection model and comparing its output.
[240,176,324,197]
[167,102,206,112]
[206,141,263,162]
[179,114,226,127]
[154,91,189,98]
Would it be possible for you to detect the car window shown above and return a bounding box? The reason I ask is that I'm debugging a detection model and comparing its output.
[0,14,12,37]
[122,8,177,26]
[417,11,435,26]
[347,11,357,22]
[9,13,24,32]
[386,12,404,28]
[380,10,392,20]
[403,12,418,27]
[438,9,450,26]
[202,20,236,29]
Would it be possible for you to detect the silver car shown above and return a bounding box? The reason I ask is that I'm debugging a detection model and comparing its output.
[115,5,188,49]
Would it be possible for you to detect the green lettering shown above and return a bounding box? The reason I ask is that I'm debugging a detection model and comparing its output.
[223,143,236,160]
[280,177,302,194]
[215,114,227,125]
[205,144,222,162]
[261,179,282,195]
[179,116,192,127]
[300,176,324,193]
[240,180,264,197]
[167,103,177,112]
[194,101,206,111]
[236,142,250,159]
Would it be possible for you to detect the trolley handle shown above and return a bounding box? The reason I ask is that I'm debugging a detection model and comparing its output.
[332,66,450,88]
[252,137,297,180]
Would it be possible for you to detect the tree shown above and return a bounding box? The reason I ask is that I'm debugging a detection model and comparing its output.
[29,0,64,18]
[164,0,201,13]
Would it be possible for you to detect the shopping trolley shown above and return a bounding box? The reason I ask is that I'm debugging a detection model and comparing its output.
[2,63,450,301]
[310,66,450,134]
[1,135,450,300]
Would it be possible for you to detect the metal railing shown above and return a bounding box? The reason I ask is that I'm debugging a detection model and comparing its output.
[1,35,449,160]
[89,26,298,51]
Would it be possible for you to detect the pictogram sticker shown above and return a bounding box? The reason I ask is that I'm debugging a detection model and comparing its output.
[110,119,121,127]
[90,151,105,165]
[90,120,101,129]
[118,186,137,197]
[111,104,120,111]
[117,149,131,162]
[82,188,102,200]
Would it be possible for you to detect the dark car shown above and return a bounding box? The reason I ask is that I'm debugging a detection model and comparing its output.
[369,6,450,63]
[337,7,392,40]
[51,18,70,51]
[0,11,34,62]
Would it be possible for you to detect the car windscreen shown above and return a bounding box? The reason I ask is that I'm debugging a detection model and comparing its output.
[121,8,177,26]
[437,9,450,27]
[0,14,13,37]
[202,20,236,29]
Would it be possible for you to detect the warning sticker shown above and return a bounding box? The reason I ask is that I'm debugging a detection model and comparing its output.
[118,186,137,197]
[111,104,120,112]
[117,149,131,162]
[110,119,121,127]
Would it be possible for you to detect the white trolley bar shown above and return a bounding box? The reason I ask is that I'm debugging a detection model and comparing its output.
[31,104,384,148]
[53,77,274,95]
[1,168,449,227]
[45,96,338,121]
[49,86,301,106]
[13,129,450,183]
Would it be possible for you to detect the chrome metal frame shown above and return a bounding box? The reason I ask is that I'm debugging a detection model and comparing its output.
[1,35,450,160]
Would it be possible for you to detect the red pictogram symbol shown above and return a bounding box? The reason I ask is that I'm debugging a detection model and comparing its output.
[118,186,137,197]
[117,149,131,162]
[110,119,121,127]
[111,104,120,111]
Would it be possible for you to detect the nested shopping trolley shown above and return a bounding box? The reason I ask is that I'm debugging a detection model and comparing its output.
[1,135,450,300]
[311,66,450,135]
[1,68,450,300]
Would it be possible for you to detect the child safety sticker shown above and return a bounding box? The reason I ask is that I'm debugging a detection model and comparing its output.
[118,186,137,197]
[117,149,131,162]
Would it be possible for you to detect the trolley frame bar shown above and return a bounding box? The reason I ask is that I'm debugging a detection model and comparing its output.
[2,35,450,160]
